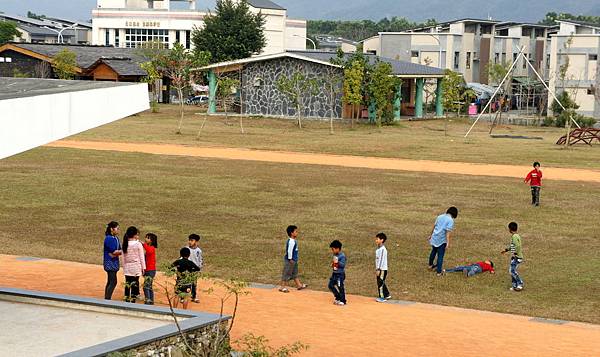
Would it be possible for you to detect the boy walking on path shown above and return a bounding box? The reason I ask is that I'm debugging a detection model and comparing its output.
[328,240,347,306]
[375,233,391,302]
[187,234,203,303]
[525,161,543,206]
[428,207,458,276]
[279,225,307,293]
[502,222,524,291]
[444,260,495,277]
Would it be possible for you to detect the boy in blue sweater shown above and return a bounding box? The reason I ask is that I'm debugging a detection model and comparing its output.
[328,240,347,306]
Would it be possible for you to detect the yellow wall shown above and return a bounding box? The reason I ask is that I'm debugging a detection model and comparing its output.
[565,54,587,80]
[362,36,380,54]
[573,87,595,112]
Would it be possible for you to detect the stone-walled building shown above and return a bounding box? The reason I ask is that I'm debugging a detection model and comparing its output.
[200,51,445,119]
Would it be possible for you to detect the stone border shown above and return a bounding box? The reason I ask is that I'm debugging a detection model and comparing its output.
[0,287,230,357]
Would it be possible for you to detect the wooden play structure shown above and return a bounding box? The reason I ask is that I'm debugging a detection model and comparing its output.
[556,128,600,146]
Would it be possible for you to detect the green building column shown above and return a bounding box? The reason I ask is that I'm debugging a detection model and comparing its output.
[393,82,402,121]
[435,77,444,117]
[415,78,424,118]
[368,98,376,123]
[208,69,217,114]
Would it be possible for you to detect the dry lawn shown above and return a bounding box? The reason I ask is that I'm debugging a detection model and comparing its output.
[0,147,598,324]
[69,105,600,169]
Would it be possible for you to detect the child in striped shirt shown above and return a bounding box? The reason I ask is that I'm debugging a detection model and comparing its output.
[502,222,524,291]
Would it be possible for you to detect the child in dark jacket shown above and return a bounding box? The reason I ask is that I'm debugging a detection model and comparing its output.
[171,247,200,309]
[328,240,347,306]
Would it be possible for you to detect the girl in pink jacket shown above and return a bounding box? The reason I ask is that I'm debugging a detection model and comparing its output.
[122,226,146,303]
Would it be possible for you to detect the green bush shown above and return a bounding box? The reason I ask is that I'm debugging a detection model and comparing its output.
[551,91,579,115]
[555,110,597,128]
[542,117,555,127]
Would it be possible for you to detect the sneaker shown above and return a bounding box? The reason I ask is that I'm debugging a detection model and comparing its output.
[375,298,386,303]
[384,296,392,300]
[192,298,200,303]
[436,272,444,277]
[335,301,346,306]
[509,287,514,291]
[428,265,436,271]
[515,286,524,291]
[333,300,340,305]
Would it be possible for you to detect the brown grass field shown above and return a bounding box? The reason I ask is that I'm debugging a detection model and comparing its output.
[69,105,600,169]
[1,131,599,323]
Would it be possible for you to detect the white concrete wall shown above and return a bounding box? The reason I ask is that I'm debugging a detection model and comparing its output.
[0,83,149,160]
[285,20,307,50]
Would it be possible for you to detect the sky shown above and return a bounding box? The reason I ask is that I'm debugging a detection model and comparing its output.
[1,0,599,23]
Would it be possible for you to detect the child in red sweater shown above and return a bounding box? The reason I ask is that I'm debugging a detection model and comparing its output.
[143,233,158,305]
[525,161,543,206]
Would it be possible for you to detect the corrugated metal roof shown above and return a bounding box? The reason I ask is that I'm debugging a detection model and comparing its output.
[16,24,76,37]
[201,50,444,77]
[289,50,445,76]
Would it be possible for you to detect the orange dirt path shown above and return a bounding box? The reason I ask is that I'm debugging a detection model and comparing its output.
[1,255,598,356]
[46,140,600,183]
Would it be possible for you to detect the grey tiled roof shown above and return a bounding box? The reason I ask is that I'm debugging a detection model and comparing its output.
[289,50,445,76]
[7,43,147,76]
[98,58,148,76]
[247,0,285,10]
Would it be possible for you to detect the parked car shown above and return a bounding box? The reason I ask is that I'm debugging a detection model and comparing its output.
[185,95,209,105]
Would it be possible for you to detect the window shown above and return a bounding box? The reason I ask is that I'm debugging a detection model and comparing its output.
[454,51,459,69]
[115,31,120,48]
[105,29,110,46]
[513,53,518,63]
[185,30,191,49]
[501,52,506,63]
[411,51,419,58]
[494,52,500,64]
[6,57,12,63]
[590,54,598,61]
[466,52,471,69]
[473,51,477,60]
[125,28,169,48]
[546,54,551,69]
[587,87,595,95]
[0,57,4,62]
[176,30,181,44]
[523,54,530,69]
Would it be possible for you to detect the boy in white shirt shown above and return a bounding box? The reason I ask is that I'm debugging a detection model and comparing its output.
[375,232,391,302]
[187,234,203,303]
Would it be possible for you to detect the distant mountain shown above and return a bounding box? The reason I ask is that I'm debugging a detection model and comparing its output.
[277,0,600,22]
[1,0,599,23]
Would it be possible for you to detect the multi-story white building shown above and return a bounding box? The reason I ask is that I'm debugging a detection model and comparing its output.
[91,0,306,53]
[548,20,600,117]
[361,19,557,85]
